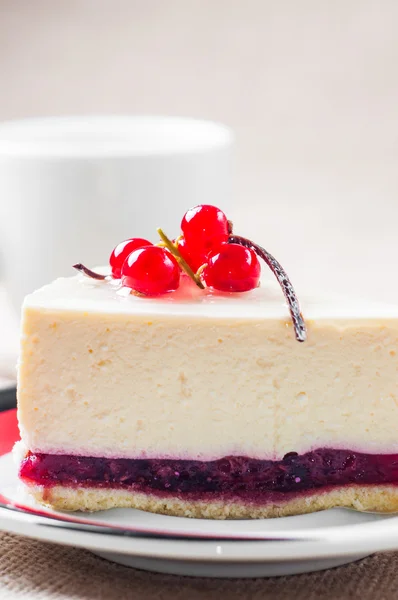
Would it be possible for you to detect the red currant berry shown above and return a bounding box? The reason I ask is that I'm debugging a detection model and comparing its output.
[176,236,208,272]
[181,205,229,255]
[110,238,152,278]
[202,243,261,292]
[121,246,180,296]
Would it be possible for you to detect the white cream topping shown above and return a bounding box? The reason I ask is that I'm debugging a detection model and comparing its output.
[17,271,398,460]
[25,267,398,320]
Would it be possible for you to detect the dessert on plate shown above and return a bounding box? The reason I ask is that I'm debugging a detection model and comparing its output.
[16,205,398,518]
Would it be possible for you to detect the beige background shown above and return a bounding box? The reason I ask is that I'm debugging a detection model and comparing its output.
[0,0,397,340]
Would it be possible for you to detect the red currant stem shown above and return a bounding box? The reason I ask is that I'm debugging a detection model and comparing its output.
[227,236,307,343]
[72,263,106,280]
[156,228,205,289]
[195,264,207,278]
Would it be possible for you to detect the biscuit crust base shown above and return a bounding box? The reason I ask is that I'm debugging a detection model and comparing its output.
[26,484,398,519]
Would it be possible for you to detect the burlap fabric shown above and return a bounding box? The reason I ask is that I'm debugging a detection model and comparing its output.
[0,531,397,599]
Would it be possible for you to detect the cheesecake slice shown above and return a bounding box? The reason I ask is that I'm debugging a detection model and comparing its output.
[16,270,398,518]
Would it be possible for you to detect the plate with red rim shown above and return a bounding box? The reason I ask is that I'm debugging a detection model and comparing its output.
[2,407,398,578]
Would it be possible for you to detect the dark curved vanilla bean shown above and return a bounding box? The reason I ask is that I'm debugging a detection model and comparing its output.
[73,264,107,280]
[228,236,307,342]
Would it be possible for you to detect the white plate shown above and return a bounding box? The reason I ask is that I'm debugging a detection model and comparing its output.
[2,410,398,577]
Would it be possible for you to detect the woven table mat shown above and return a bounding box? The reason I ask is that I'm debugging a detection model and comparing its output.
[0,531,396,599]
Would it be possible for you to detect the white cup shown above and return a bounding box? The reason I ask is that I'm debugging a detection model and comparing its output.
[0,116,233,311]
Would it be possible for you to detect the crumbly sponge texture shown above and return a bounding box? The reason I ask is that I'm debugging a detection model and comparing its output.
[27,484,398,518]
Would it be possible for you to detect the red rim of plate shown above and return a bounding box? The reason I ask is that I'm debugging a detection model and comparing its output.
[0,409,19,456]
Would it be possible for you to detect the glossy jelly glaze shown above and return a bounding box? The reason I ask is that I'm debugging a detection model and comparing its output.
[19,449,398,501]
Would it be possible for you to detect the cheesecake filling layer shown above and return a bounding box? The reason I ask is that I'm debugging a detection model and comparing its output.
[18,274,398,462]
[19,448,398,502]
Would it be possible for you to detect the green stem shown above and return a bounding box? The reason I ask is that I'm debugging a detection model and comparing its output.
[157,228,205,289]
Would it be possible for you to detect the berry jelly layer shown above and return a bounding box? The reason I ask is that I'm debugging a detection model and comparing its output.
[19,448,398,502]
